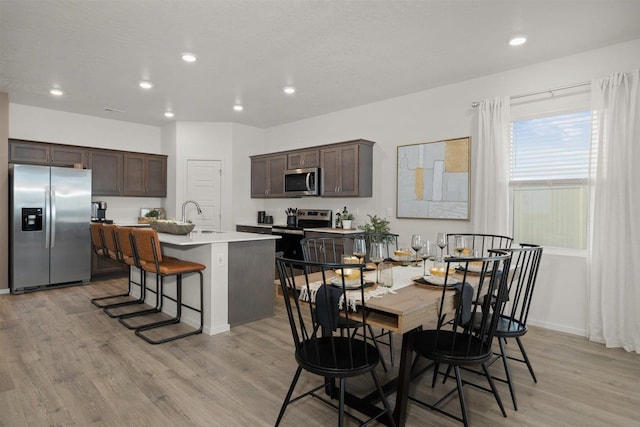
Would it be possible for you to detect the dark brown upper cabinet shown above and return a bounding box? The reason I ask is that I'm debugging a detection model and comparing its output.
[250,154,287,198]
[88,150,124,196]
[123,153,167,197]
[320,140,373,197]
[10,139,87,167]
[287,148,320,169]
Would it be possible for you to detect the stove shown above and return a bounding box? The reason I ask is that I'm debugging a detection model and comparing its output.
[272,209,332,259]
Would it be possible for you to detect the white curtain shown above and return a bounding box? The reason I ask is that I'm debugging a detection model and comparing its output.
[588,69,640,353]
[472,97,511,236]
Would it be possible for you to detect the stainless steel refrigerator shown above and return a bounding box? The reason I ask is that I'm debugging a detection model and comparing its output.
[9,164,92,292]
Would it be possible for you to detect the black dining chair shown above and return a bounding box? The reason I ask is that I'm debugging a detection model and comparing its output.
[408,250,512,426]
[446,233,513,256]
[488,243,543,410]
[275,257,395,427]
[300,236,391,372]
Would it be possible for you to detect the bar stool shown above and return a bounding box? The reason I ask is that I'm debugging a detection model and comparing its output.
[102,226,150,319]
[128,227,205,344]
[90,223,134,309]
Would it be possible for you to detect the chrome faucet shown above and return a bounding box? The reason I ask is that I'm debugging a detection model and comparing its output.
[181,200,202,223]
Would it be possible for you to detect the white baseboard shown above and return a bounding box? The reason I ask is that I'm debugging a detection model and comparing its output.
[528,319,588,337]
[0,288,10,295]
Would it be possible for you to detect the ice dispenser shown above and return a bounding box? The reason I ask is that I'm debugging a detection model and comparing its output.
[22,207,43,231]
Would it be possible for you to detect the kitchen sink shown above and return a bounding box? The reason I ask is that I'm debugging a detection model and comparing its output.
[193,229,223,234]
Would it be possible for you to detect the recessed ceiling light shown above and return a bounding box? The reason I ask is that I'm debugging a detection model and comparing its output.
[233,104,243,112]
[139,81,153,89]
[509,36,527,46]
[182,52,197,63]
[164,111,175,118]
[50,88,63,96]
[283,86,296,95]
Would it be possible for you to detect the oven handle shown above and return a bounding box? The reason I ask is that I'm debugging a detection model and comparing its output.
[272,227,304,236]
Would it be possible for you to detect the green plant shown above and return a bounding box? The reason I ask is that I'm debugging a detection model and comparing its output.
[358,214,392,242]
[341,212,354,221]
[145,209,159,218]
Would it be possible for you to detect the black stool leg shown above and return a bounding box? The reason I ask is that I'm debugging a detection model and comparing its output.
[135,271,203,344]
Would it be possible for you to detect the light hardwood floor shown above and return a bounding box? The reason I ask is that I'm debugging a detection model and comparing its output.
[0,277,639,426]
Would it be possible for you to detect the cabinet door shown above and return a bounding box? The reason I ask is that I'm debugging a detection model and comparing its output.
[123,154,146,196]
[146,155,167,197]
[267,155,287,197]
[287,149,320,169]
[336,144,359,196]
[9,140,50,164]
[50,145,87,166]
[251,157,268,198]
[320,147,341,196]
[89,151,124,196]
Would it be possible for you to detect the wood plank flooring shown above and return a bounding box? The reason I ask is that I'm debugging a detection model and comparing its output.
[1,277,639,426]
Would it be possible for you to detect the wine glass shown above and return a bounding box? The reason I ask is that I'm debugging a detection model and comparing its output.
[369,242,385,284]
[453,235,464,257]
[353,237,367,264]
[419,241,435,276]
[411,234,424,266]
[436,232,447,261]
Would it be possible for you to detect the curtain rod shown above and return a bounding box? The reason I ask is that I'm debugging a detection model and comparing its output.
[471,81,591,108]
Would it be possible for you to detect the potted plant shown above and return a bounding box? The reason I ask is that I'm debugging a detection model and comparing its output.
[358,214,392,243]
[341,212,354,229]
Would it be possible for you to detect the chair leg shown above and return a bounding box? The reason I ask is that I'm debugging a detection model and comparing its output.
[135,271,204,344]
[371,369,396,426]
[516,336,537,383]
[367,324,387,372]
[118,272,165,329]
[102,268,147,318]
[454,366,469,427]
[481,363,507,418]
[498,336,518,410]
[338,377,345,427]
[91,265,135,308]
[275,366,303,426]
[387,330,395,366]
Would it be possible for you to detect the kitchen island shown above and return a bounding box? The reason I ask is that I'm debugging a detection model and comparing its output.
[146,230,279,335]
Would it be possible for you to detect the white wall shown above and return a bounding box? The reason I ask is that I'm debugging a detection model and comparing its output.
[9,104,164,223]
[231,123,267,225]
[254,38,640,336]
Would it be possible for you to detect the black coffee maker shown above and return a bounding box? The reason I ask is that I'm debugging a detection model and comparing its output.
[91,201,108,221]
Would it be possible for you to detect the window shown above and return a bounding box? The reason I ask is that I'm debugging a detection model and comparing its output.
[510,111,592,249]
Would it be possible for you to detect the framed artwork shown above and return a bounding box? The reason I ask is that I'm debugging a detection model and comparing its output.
[396,136,470,220]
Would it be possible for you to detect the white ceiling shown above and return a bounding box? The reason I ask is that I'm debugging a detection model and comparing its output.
[2,0,640,129]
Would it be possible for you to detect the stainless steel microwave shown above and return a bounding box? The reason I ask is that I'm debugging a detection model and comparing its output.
[284,167,320,197]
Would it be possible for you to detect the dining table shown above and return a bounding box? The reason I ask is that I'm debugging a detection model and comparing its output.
[278,263,475,427]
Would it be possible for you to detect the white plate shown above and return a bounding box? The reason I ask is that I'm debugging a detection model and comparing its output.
[457,264,491,274]
[330,276,362,288]
[422,275,459,285]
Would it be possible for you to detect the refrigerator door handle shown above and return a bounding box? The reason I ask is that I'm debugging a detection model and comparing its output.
[45,186,51,249]
[50,185,56,248]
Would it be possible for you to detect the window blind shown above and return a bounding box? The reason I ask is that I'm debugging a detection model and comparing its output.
[510,111,591,182]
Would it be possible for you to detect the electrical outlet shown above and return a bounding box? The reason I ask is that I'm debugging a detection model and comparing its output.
[356,208,360,216]
[217,253,225,266]
[386,207,393,217]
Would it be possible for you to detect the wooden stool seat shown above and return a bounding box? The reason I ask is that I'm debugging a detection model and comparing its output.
[139,258,206,275]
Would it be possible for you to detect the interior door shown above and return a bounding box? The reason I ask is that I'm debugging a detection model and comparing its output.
[186,160,222,230]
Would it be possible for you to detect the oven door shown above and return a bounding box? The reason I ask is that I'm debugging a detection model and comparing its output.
[272,227,305,260]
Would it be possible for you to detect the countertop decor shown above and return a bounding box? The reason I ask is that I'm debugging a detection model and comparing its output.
[149,220,195,235]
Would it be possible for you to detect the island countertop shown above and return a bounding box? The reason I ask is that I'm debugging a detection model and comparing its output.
[158,230,280,246]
